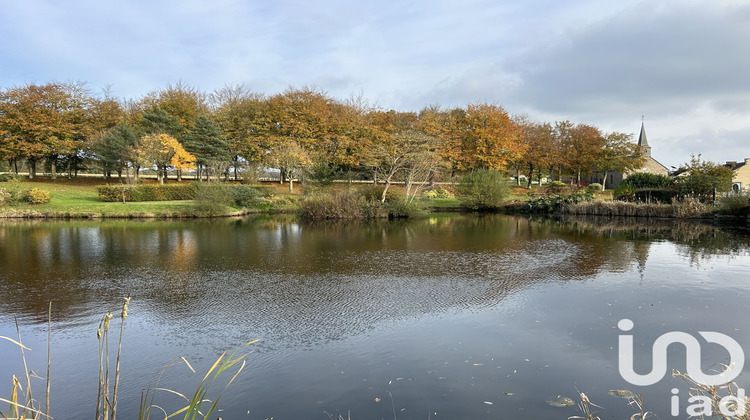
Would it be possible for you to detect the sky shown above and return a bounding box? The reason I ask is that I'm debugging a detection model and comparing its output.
[1,0,748,168]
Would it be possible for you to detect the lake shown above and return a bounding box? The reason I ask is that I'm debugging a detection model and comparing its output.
[2,214,750,419]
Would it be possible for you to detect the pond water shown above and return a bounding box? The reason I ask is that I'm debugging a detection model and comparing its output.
[2,214,750,419]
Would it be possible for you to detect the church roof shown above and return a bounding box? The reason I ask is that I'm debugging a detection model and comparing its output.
[637,122,649,147]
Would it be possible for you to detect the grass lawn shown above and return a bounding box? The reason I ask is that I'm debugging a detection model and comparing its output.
[1,178,224,217]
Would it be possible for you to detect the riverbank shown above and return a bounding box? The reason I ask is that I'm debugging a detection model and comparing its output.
[0,178,463,219]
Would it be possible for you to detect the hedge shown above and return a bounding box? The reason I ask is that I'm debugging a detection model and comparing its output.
[98,184,197,202]
[98,184,264,207]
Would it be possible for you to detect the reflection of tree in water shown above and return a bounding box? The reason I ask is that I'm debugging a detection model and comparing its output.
[555,215,750,265]
[2,214,748,348]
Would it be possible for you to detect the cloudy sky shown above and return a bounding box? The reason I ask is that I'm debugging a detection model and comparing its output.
[1,0,748,168]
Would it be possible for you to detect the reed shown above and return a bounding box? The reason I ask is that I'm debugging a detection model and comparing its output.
[0,305,52,420]
[2,299,253,420]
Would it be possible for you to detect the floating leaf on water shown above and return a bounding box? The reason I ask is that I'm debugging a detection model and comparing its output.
[547,396,575,407]
[473,363,484,366]
[483,401,493,405]
[504,392,515,396]
[608,389,636,399]
[375,397,381,403]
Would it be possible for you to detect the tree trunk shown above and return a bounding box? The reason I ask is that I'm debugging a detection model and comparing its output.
[28,158,36,179]
[601,172,608,191]
[515,168,521,186]
[177,169,182,182]
[66,158,72,179]
[50,156,57,180]
[381,180,390,203]
[526,164,534,189]
[289,177,294,193]
[13,159,19,174]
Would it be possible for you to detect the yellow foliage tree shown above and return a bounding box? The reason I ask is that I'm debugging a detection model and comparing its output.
[137,133,195,184]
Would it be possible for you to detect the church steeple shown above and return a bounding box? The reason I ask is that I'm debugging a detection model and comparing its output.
[638,117,651,157]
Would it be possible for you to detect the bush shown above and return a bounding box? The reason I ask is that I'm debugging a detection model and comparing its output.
[251,185,277,198]
[0,188,10,206]
[546,180,569,194]
[422,188,452,199]
[455,170,510,211]
[227,185,261,208]
[386,197,426,218]
[526,189,593,213]
[718,194,750,215]
[614,183,636,201]
[621,173,672,189]
[97,184,197,202]
[671,196,712,218]
[191,184,233,216]
[587,183,603,192]
[299,190,388,220]
[24,188,51,204]
[357,185,396,203]
[0,173,21,182]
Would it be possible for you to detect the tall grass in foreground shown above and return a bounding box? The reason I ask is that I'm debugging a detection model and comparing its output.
[2,299,255,420]
[0,303,51,420]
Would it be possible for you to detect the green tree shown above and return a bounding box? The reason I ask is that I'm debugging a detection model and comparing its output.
[594,132,643,191]
[182,116,232,181]
[93,122,138,180]
[674,155,733,202]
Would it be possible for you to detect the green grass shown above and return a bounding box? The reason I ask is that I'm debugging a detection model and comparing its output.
[0,179,230,218]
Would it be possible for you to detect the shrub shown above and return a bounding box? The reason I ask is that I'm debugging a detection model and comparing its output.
[0,173,20,182]
[422,188,452,199]
[0,188,10,206]
[251,185,277,198]
[546,180,569,194]
[620,173,672,189]
[671,196,712,218]
[527,189,593,213]
[299,190,386,220]
[24,188,51,204]
[356,184,396,203]
[455,169,511,211]
[614,183,636,201]
[587,183,603,192]
[718,194,750,215]
[227,184,261,208]
[191,184,233,216]
[97,184,197,202]
[386,197,426,218]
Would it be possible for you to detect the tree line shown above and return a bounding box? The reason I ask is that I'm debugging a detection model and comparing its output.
[0,81,645,191]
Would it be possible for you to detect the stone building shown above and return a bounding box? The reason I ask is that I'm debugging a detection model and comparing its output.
[593,121,670,188]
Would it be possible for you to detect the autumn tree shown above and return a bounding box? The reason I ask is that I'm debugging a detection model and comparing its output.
[0,83,88,179]
[517,121,558,188]
[141,82,208,131]
[438,103,524,174]
[210,85,270,179]
[556,121,603,183]
[136,133,195,184]
[265,140,310,192]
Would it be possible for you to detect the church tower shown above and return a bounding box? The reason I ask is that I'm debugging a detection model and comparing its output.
[638,120,651,157]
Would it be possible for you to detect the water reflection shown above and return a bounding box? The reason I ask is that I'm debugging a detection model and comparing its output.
[2,215,749,327]
[2,214,750,419]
